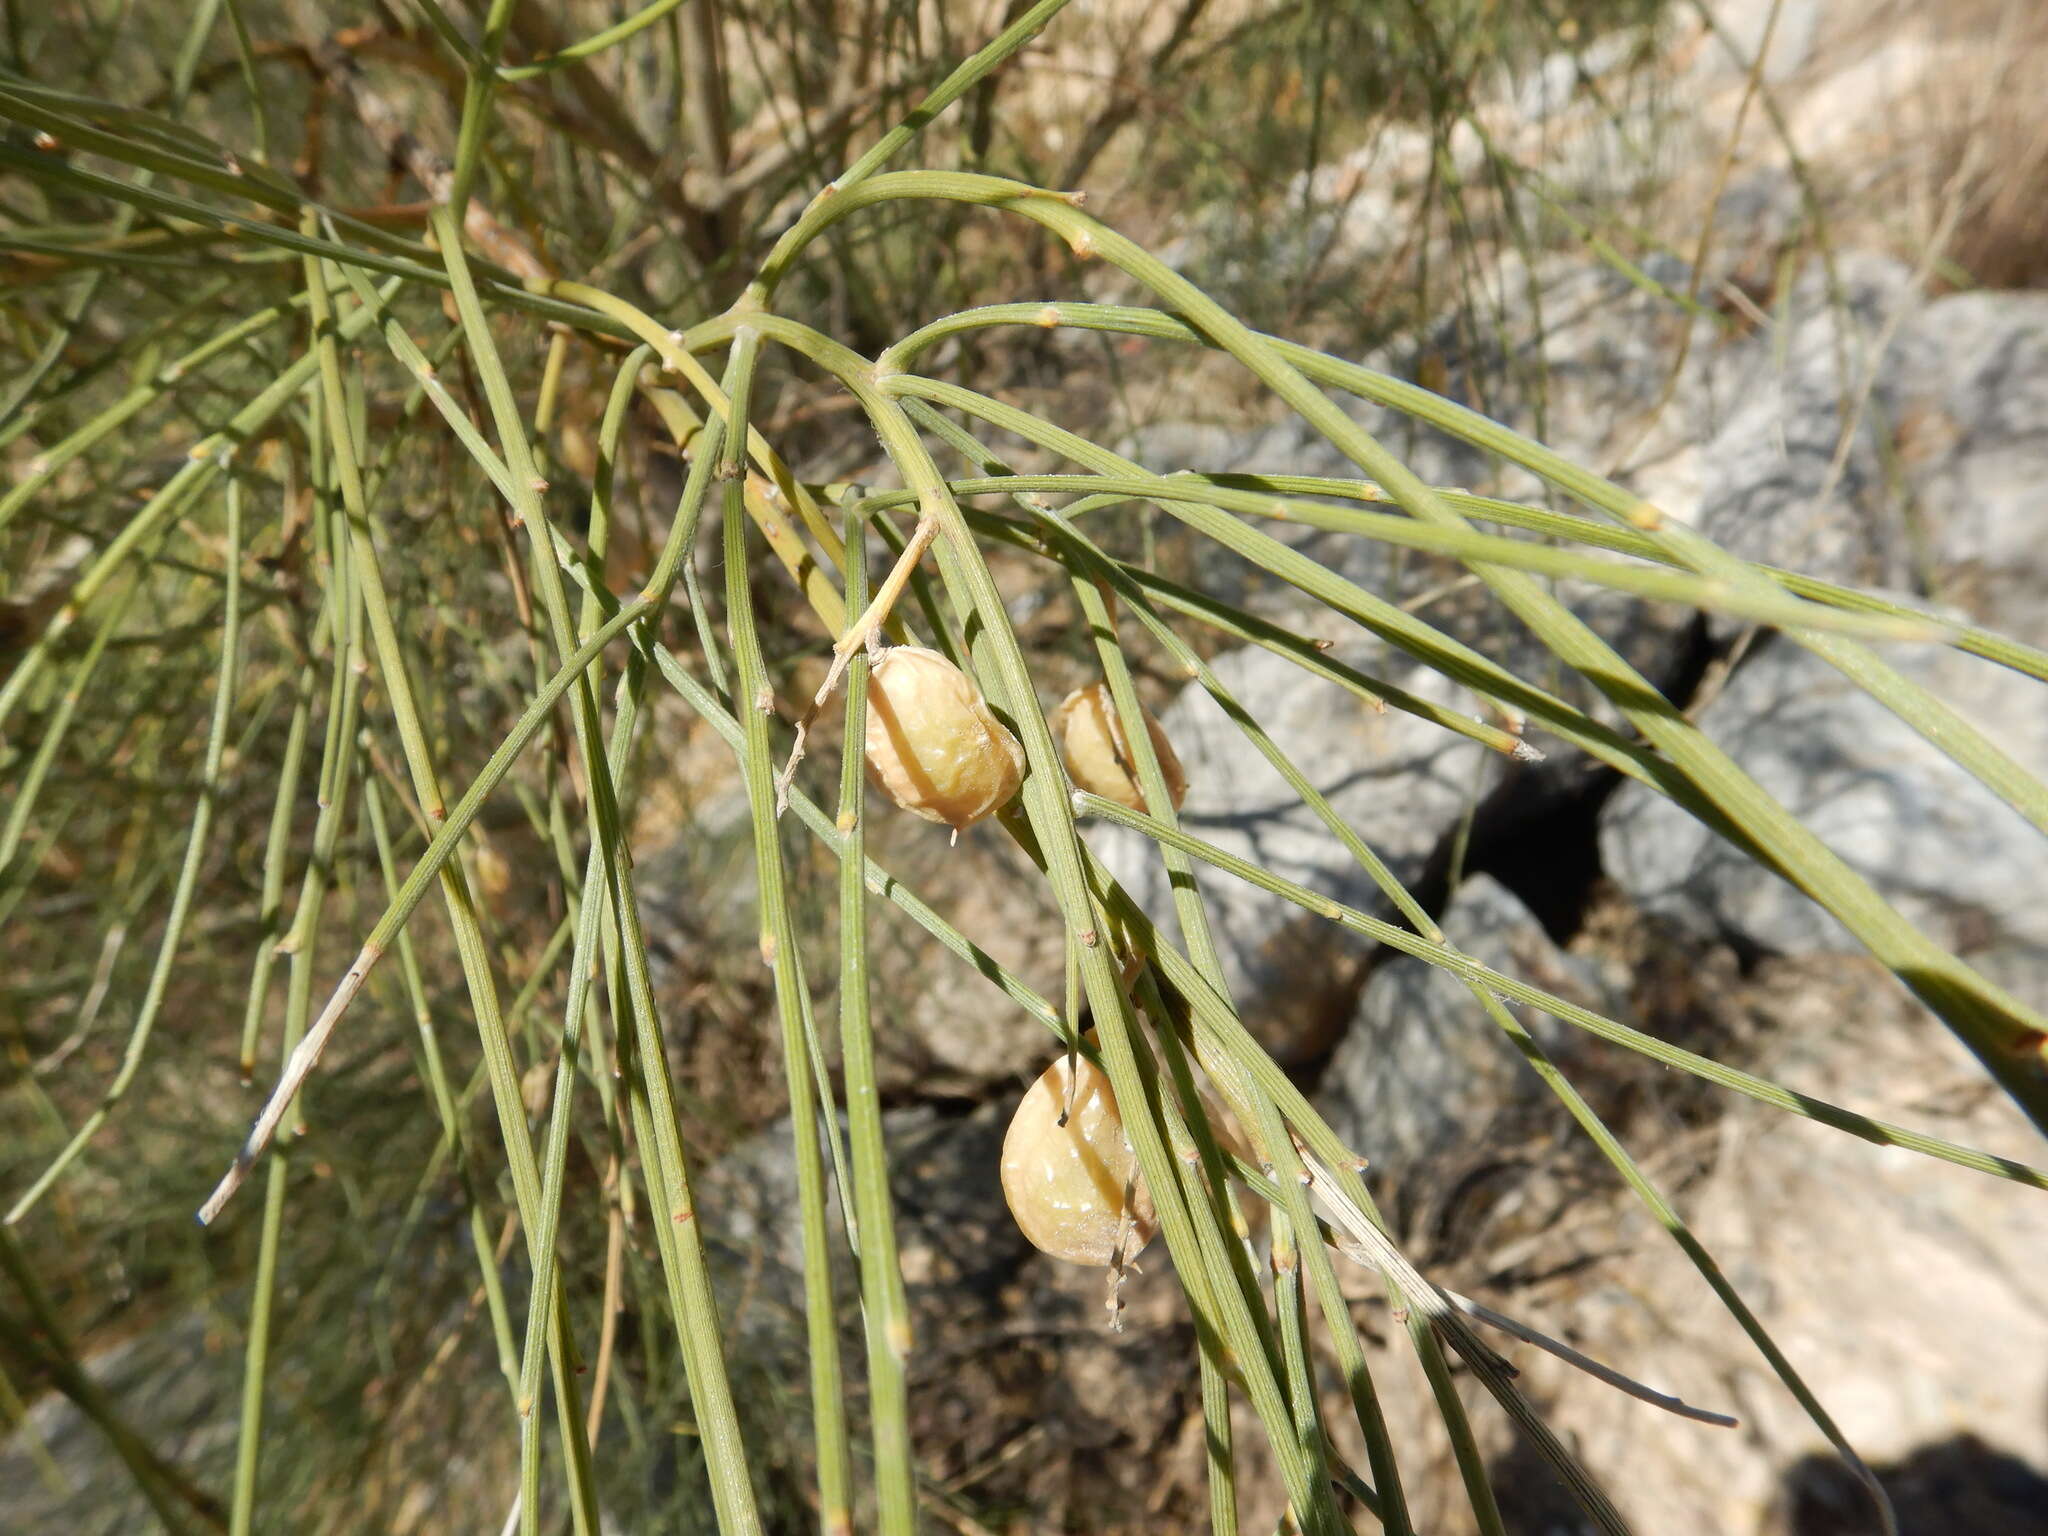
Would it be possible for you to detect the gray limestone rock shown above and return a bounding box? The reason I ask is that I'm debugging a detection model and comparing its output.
[1088,643,1493,1063]
[1478,953,2048,1533]
[861,825,1072,1097]
[1891,288,2048,647]
[1314,874,1615,1202]
[0,1313,234,1534]
[1690,251,1923,597]
[1601,635,2048,1006]
[700,1102,1029,1348]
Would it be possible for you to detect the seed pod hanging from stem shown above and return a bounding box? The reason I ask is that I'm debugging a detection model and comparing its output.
[1001,1049,1157,1267]
[863,644,1025,832]
[1053,680,1187,812]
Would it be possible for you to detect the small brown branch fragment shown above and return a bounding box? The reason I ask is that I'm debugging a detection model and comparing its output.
[1440,1288,1739,1429]
[774,513,938,815]
[306,37,551,282]
[197,943,383,1225]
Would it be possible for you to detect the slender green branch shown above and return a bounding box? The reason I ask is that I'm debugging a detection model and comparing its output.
[7,478,244,1221]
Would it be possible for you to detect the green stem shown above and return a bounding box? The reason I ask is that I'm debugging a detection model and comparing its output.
[720,328,853,1534]
[832,494,919,1535]
[7,478,245,1221]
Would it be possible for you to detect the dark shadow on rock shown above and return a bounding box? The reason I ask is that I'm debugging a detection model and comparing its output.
[1485,1431,2048,1535]
[1486,1425,1622,1536]
[1769,1437,2048,1536]
[1410,611,1721,950]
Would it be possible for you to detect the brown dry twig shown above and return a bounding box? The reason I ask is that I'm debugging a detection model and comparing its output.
[303,34,552,282]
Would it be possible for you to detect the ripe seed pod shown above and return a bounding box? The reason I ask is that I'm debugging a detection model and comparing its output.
[1001,1050,1157,1266]
[864,646,1026,832]
[1053,681,1187,812]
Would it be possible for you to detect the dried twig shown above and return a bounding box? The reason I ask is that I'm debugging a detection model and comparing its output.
[1308,1168,1739,1429]
[1440,1287,1739,1429]
[774,513,937,813]
[304,35,551,281]
[196,942,379,1225]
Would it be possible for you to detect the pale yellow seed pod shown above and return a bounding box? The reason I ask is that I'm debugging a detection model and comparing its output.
[1001,1052,1157,1266]
[864,645,1025,832]
[472,835,512,903]
[1053,681,1187,812]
